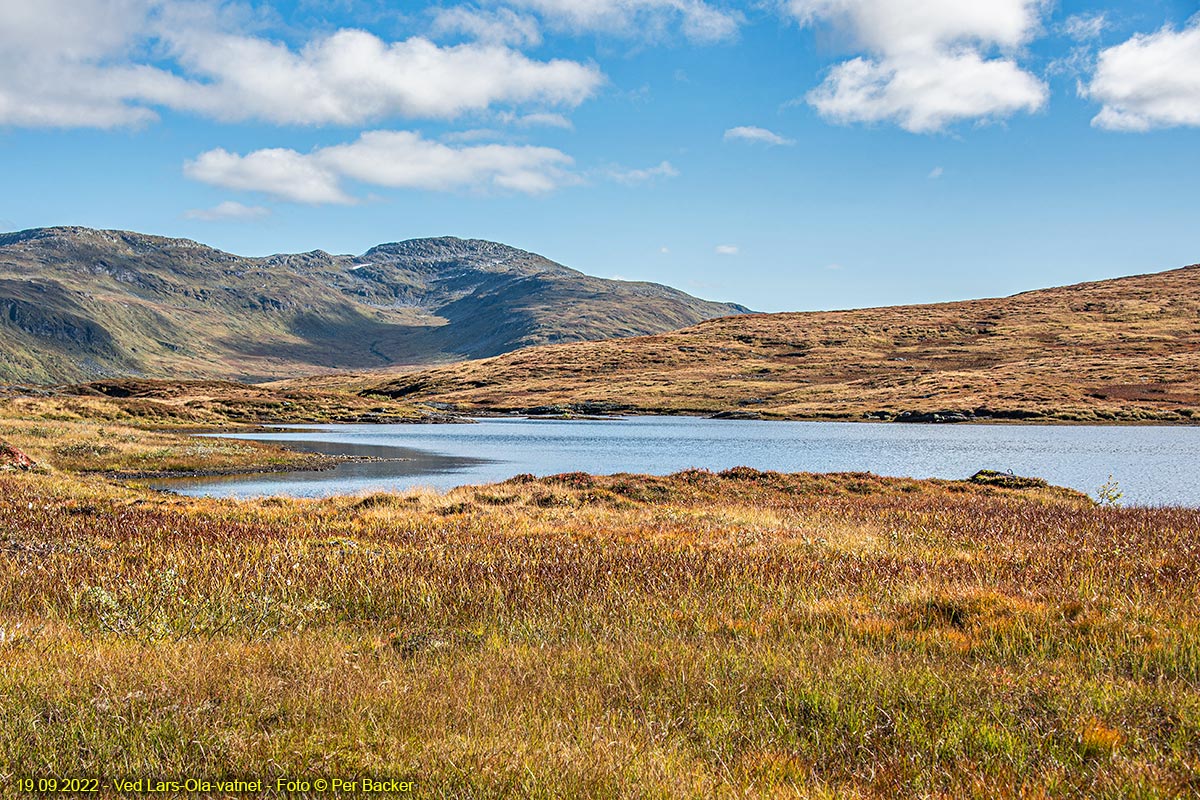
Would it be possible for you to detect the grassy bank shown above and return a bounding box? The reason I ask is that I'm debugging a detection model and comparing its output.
[0,379,442,477]
[1,465,1197,798]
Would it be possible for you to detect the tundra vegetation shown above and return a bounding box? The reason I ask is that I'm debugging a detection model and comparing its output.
[0,400,1197,798]
[355,262,1200,424]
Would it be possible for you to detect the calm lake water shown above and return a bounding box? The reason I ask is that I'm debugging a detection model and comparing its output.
[154,417,1200,507]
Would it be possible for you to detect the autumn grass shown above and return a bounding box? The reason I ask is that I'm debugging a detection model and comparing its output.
[354,263,1200,423]
[0,379,440,476]
[0,401,316,476]
[1,466,1198,798]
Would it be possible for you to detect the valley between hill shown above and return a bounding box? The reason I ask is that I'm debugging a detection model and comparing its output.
[0,227,746,383]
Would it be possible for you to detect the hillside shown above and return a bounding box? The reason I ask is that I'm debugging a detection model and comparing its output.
[365,263,1200,423]
[0,227,747,383]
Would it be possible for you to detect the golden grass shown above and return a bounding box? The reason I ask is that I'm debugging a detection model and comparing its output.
[0,379,440,476]
[356,264,1200,423]
[2,466,1198,798]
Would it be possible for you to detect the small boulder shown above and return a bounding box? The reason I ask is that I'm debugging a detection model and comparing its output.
[0,444,36,471]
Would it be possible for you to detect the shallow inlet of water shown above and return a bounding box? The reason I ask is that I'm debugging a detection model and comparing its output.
[152,416,1200,507]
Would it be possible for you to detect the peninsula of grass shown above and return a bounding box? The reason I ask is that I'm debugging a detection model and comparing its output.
[0,379,441,478]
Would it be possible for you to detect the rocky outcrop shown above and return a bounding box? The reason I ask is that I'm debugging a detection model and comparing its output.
[866,407,1050,423]
[0,444,36,471]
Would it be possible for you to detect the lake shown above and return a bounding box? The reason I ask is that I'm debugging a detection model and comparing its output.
[153,416,1200,507]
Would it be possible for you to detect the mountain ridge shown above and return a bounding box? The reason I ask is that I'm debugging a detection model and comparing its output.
[0,226,749,383]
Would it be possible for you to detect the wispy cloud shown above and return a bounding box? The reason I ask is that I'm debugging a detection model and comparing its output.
[506,0,741,43]
[184,201,270,221]
[928,166,944,179]
[723,125,794,146]
[429,6,543,47]
[1062,12,1109,42]
[606,160,679,185]
[498,111,575,129]
[715,244,738,255]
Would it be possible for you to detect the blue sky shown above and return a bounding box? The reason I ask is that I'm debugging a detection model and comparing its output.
[1,0,1198,312]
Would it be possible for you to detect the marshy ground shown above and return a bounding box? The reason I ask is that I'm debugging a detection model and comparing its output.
[1,443,1198,797]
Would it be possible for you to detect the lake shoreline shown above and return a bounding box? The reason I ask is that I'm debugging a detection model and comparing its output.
[154,417,1200,506]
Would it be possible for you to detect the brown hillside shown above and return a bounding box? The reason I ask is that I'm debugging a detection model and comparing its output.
[365,263,1200,423]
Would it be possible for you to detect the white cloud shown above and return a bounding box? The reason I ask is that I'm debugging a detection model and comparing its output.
[723,125,795,145]
[785,0,1046,52]
[1084,18,1200,131]
[715,244,738,255]
[927,166,943,179]
[163,29,603,125]
[660,246,670,253]
[0,2,603,129]
[1062,12,1108,42]
[184,130,576,203]
[430,6,543,47]
[606,160,679,185]
[808,52,1046,133]
[786,0,1049,132]
[185,147,352,204]
[508,0,740,42]
[184,201,271,221]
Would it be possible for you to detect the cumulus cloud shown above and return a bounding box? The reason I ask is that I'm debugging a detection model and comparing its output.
[509,0,740,42]
[0,1,603,129]
[1084,17,1200,131]
[184,201,271,221]
[167,30,602,125]
[606,161,679,184]
[808,51,1047,133]
[184,130,576,203]
[723,125,794,145]
[715,244,738,255]
[785,0,1049,132]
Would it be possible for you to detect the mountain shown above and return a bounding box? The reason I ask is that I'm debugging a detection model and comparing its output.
[0,227,749,383]
[364,263,1200,424]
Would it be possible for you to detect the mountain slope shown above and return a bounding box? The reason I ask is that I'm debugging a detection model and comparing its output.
[0,227,748,383]
[365,263,1200,423]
